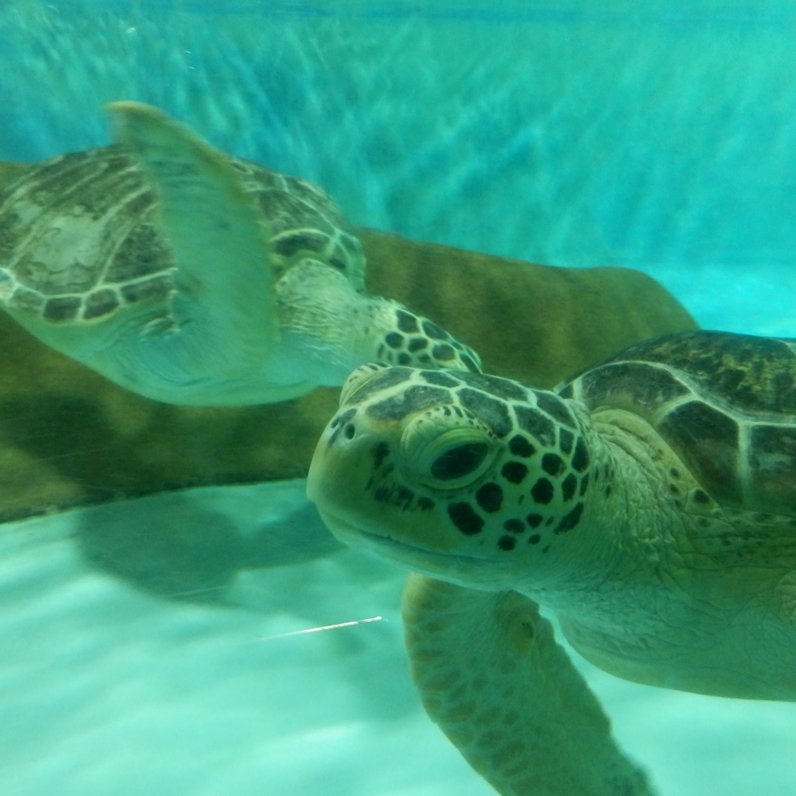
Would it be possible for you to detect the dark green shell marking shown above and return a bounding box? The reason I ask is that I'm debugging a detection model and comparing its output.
[565,331,796,515]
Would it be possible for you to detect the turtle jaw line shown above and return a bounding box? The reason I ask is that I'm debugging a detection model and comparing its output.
[316,507,493,573]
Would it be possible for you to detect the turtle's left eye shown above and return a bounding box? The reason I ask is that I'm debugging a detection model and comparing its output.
[431,442,489,481]
[400,410,495,489]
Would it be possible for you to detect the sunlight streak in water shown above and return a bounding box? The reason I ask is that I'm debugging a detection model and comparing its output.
[258,615,385,641]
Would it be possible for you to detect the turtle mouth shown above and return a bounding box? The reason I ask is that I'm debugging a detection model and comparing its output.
[315,507,492,572]
[317,508,436,557]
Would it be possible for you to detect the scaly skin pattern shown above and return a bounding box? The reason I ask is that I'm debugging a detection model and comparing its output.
[402,575,655,796]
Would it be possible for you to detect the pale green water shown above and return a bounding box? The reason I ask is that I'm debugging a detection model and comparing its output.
[0,2,794,795]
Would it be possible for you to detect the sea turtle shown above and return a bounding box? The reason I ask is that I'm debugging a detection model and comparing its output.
[307,330,796,795]
[0,102,480,405]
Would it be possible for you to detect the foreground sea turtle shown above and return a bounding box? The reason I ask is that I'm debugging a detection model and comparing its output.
[0,102,479,405]
[308,330,796,795]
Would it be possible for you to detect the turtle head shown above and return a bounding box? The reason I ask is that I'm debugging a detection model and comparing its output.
[307,364,593,590]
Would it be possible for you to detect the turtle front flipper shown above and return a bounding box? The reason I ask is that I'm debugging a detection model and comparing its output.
[402,575,655,796]
[106,101,279,402]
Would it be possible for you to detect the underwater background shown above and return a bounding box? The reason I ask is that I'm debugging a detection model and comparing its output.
[0,1,794,795]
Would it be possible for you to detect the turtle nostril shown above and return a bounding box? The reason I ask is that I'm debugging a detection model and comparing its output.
[344,423,356,440]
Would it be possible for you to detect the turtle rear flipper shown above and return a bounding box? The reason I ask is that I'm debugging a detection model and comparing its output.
[107,101,279,397]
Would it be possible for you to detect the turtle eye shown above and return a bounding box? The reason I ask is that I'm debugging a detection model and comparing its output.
[400,411,495,489]
[430,442,489,481]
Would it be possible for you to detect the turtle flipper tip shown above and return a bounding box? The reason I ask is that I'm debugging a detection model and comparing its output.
[106,100,220,169]
[105,100,166,142]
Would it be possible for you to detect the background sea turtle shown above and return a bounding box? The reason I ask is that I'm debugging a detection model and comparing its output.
[0,101,480,405]
[307,330,796,795]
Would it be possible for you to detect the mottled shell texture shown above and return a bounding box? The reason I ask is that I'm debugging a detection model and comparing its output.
[0,145,364,325]
[561,331,796,516]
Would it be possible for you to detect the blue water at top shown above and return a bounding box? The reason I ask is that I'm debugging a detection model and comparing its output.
[1,0,795,335]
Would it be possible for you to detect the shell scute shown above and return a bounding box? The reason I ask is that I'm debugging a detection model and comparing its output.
[568,331,796,516]
[658,400,740,506]
[602,331,796,414]
[0,145,363,326]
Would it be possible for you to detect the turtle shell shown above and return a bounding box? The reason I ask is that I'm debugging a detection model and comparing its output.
[559,330,796,516]
[0,145,364,325]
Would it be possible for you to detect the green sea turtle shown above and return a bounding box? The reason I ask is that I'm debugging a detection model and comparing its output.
[0,102,479,406]
[307,330,796,795]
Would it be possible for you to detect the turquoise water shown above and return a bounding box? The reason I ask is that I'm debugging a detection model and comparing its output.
[1,2,795,795]
[3,1,795,335]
